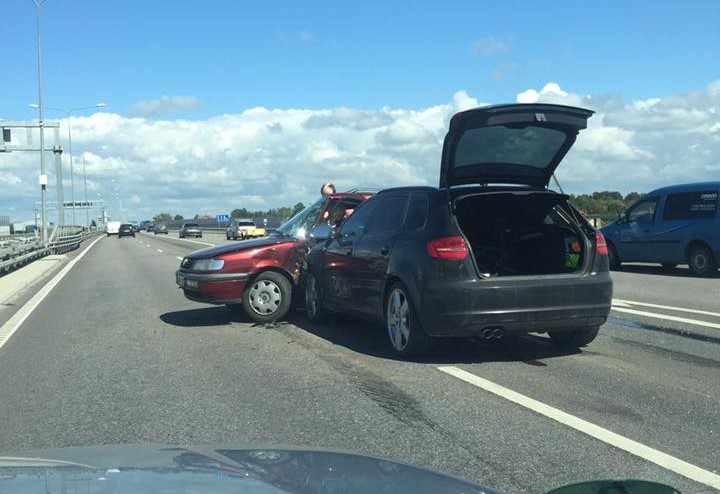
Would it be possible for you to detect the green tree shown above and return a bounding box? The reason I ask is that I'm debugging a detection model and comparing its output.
[173,214,184,221]
[291,202,305,216]
[624,192,643,204]
[153,212,172,223]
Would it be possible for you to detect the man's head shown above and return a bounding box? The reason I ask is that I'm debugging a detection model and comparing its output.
[321,182,336,197]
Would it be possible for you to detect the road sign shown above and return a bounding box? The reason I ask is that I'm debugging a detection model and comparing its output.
[216,212,230,222]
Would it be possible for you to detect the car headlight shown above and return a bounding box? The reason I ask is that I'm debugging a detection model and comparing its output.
[192,259,225,271]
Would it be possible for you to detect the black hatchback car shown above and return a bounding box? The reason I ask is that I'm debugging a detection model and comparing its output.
[305,103,613,357]
[118,223,135,238]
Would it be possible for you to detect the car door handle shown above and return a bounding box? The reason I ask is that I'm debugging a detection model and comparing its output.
[380,246,390,256]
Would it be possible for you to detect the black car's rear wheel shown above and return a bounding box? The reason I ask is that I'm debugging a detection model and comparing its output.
[242,271,292,323]
[549,326,599,348]
[385,283,432,358]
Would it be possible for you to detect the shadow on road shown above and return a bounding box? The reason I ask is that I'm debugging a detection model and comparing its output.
[159,305,581,364]
[159,306,236,327]
[287,311,580,365]
[613,263,718,278]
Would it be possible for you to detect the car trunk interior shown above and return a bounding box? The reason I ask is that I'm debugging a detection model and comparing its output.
[454,191,588,277]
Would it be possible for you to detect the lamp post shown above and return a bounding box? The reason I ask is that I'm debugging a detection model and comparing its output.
[30,0,48,241]
[29,102,106,226]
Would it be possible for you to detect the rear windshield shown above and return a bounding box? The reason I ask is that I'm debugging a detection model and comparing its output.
[237,221,255,226]
[454,125,567,169]
[184,224,199,228]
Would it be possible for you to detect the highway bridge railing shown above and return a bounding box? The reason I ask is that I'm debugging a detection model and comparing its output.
[0,226,101,275]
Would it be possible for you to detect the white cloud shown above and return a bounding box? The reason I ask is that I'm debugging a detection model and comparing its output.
[472,35,511,55]
[2,81,720,221]
[490,61,519,81]
[517,82,573,104]
[298,31,316,43]
[130,95,201,117]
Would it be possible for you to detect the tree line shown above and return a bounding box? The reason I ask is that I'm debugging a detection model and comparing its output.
[568,191,644,216]
[151,202,306,224]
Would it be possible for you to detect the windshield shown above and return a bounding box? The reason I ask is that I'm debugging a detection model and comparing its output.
[274,197,326,239]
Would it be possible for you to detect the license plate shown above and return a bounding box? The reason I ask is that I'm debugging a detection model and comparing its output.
[186,279,198,289]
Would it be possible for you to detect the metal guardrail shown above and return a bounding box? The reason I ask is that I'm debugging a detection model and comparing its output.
[0,227,100,275]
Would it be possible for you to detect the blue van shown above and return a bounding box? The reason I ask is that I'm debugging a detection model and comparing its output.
[601,182,720,276]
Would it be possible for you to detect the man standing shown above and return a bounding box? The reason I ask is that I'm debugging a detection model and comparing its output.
[321,182,336,197]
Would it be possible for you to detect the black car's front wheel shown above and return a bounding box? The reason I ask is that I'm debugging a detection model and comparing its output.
[549,326,599,348]
[385,283,432,358]
[305,271,327,323]
[242,271,292,324]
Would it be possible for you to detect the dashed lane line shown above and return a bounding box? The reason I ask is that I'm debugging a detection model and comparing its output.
[437,366,720,491]
[613,298,720,318]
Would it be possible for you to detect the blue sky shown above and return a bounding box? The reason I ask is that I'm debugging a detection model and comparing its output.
[1,0,720,221]
[3,0,719,118]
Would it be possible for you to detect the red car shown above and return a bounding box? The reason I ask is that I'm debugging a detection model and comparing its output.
[175,191,372,323]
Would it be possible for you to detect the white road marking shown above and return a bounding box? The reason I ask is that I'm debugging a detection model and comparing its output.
[176,256,183,261]
[0,235,104,349]
[156,249,163,253]
[437,366,720,491]
[145,244,151,247]
[613,298,720,318]
[173,237,215,246]
[611,307,720,329]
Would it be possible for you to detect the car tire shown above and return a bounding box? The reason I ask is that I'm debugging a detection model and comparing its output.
[607,241,621,270]
[242,271,293,324]
[385,282,432,359]
[661,263,677,269]
[687,244,717,277]
[305,271,328,323]
[549,326,599,348]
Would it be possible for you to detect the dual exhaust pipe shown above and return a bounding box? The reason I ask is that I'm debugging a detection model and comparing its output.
[478,326,504,340]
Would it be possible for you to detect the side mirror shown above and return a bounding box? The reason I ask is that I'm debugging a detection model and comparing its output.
[309,223,333,242]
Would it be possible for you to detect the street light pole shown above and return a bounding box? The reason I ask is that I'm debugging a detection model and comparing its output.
[32,0,47,241]
[30,103,107,226]
[82,156,89,227]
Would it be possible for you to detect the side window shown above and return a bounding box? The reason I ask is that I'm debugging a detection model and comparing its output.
[627,198,658,223]
[365,196,409,234]
[403,196,429,231]
[662,191,718,220]
[337,199,378,239]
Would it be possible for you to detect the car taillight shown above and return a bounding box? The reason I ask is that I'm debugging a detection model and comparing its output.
[427,236,468,260]
[595,232,608,255]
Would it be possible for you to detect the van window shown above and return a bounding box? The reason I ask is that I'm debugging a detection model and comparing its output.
[627,197,658,223]
[662,191,718,220]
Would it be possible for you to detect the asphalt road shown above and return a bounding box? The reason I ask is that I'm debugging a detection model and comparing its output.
[0,232,718,494]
